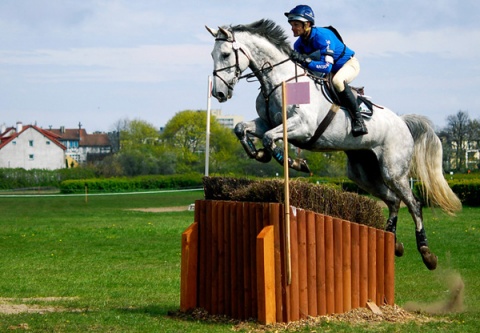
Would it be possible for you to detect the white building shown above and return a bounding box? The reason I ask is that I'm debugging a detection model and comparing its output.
[211,109,243,129]
[0,122,66,170]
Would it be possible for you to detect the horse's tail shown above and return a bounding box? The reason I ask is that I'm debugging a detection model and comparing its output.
[402,114,462,215]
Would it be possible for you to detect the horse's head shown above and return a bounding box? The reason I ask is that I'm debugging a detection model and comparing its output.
[206,25,251,103]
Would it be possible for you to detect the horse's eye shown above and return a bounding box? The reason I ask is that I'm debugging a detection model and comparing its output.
[221,52,230,59]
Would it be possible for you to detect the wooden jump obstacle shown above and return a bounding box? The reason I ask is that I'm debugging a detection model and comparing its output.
[180,199,395,324]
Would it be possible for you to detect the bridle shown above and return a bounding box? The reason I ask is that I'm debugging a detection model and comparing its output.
[212,30,292,93]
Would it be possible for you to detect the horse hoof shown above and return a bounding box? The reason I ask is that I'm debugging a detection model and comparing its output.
[419,246,438,270]
[256,149,272,163]
[395,242,404,257]
[292,158,310,173]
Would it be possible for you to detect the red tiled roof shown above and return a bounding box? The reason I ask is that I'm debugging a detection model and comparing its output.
[0,125,66,150]
[49,128,111,147]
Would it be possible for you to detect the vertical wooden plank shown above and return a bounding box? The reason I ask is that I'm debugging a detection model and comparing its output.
[198,200,207,309]
[368,227,377,304]
[376,229,385,306]
[256,225,276,325]
[342,221,352,312]
[289,206,300,322]
[270,203,285,322]
[384,231,395,306]
[205,200,214,313]
[250,203,260,318]
[211,201,219,314]
[235,202,245,319]
[242,203,252,319]
[306,211,317,316]
[315,214,326,316]
[350,223,360,309]
[297,209,308,319]
[324,215,335,314]
[217,202,225,314]
[180,222,198,311]
[229,202,239,318]
[223,202,232,316]
[333,218,344,313]
[359,225,369,307]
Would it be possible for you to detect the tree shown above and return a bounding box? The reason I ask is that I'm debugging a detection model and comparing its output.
[443,111,471,171]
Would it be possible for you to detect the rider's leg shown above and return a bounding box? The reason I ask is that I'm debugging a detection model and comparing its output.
[338,83,368,137]
[333,57,367,137]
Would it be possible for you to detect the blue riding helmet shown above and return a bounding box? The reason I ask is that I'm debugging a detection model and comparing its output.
[284,5,315,25]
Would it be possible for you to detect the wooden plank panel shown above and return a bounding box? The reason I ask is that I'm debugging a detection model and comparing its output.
[198,200,207,309]
[242,203,252,319]
[350,223,360,309]
[333,218,344,313]
[315,214,326,316]
[256,225,276,325]
[223,202,232,316]
[297,209,308,319]
[180,222,198,311]
[368,227,377,304]
[211,201,219,314]
[376,229,385,305]
[384,231,395,305]
[217,202,225,314]
[270,203,285,322]
[306,211,317,316]
[234,202,245,319]
[324,215,335,314]
[289,206,300,322]
[342,221,352,312]
[359,224,369,307]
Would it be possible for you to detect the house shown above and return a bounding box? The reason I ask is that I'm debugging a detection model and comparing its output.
[49,123,113,164]
[0,122,66,170]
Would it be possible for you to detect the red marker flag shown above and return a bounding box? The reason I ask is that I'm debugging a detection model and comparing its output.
[285,81,310,105]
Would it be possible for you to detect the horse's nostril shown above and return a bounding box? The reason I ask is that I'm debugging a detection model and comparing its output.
[217,92,226,99]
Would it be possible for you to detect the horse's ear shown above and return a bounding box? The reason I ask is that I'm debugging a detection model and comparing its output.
[218,26,232,40]
[205,25,218,38]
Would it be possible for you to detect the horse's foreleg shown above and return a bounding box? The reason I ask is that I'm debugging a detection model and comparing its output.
[234,122,271,163]
[262,135,310,173]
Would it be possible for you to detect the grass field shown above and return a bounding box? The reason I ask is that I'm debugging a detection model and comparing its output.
[0,190,479,332]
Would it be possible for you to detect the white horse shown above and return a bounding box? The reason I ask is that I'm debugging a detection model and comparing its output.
[206,19,461,270]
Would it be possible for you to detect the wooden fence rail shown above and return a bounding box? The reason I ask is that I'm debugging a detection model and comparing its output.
[180,200,395,324]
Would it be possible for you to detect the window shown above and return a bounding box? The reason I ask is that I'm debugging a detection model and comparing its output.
[29,140,34,147]
[12,141,16,145]
[46,141,51,145]
[29,154,34,160]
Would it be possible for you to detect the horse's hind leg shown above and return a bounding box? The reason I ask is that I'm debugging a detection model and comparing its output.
[346,150,404,256]
[377,151,438,270]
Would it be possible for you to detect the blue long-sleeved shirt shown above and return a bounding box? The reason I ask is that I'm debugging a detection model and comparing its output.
[293,26,355,74]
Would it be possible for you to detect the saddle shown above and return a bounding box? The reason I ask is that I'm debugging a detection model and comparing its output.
[312,73,381,118]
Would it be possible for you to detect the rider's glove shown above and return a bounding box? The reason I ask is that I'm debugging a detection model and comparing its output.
[290,51,312,67]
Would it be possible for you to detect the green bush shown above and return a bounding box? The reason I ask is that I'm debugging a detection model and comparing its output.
[448,179,480,207]
[59,173,204,193]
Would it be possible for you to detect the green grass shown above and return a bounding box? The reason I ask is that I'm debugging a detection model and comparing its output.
[0,191,479,332]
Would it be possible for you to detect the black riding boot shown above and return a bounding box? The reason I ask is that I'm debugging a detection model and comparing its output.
[338,84,368,137]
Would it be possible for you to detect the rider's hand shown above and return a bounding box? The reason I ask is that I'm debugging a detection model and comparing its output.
[290,51,312,67]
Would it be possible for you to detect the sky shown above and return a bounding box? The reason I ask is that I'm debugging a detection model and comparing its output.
[0,0,479,133]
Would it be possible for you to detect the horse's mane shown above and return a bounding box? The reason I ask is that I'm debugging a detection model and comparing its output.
[227,19,292,55]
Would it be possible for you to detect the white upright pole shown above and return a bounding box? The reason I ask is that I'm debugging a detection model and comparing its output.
[205,75,212,177]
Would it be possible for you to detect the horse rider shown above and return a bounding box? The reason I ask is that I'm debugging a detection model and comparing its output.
[285,4,368,137]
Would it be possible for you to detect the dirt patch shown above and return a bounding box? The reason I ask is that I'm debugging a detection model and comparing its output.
[0,297,81,315]
[171,305,450,332]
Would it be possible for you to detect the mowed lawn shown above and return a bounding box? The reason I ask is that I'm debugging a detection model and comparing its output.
[0,190,479,332]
